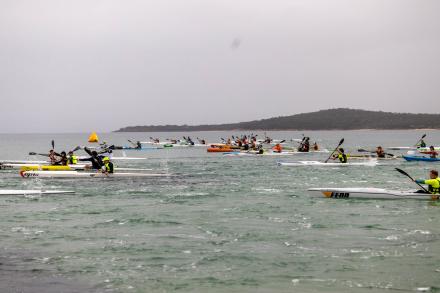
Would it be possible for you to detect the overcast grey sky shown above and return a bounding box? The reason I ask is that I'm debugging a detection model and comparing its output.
[1,0,439,133]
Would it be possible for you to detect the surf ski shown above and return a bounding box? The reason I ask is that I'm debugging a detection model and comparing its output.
[20,170,171,178]
[308,187,437,200]
[277,160,378,166]
[403,155,440,162]
[0,190,75,195]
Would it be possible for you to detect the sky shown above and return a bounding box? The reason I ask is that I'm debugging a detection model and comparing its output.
[1,0,439,133]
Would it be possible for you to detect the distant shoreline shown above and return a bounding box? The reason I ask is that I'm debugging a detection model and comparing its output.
[116,128,439,133]
[115,108,440,133]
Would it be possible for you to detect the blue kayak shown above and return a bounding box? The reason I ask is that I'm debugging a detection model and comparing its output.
[403,155,440,162]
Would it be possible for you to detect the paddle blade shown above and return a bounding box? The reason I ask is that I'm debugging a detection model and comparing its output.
[71,146,81,152]
[29,152,37,155]
[51,140,55,149]
[395,167,410,178]
[338,138,344,146]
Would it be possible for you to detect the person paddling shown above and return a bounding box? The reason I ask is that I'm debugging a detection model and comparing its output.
[48,149,59,165]
[429,146,438,159]
[56,151,69,166]
[79,147,104,170]
[333,148,348,163]
[415,170,440,197]
[375,146,385,158]
[272,143,282,153]
[298,137,310,152]
[418,139,427,148]
[101,157,114,174]
[68,151,78,164]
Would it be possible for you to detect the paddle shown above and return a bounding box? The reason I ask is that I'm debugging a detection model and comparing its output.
[395,168,429,193]
[324,138,344,163]
[127,139,137,147]
[414,134,426,147]
[70,146,81,153]
[51,140,55,150]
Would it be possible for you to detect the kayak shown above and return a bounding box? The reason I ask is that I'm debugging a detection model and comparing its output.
[277,160,378,166]
[224,151,295,157]
[208,148,235,153]
[224,149,331,156]
[141,141,207,147]
[0,164,76,171]
[0,160,49,164]
[308,187,437,200]
[0,164,152,172]
[0,190,75,196]
[20,170,171,178]
[207,144,237,152]
[350,155,398,160]
[403,155,440,162]
[387,146,440,151]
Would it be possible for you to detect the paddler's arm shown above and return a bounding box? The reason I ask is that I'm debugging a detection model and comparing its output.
[416,179,437,185]
[78,157,92,162]
[83,147,93,156]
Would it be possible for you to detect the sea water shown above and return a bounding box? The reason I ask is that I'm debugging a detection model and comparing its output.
[0,130,439,292]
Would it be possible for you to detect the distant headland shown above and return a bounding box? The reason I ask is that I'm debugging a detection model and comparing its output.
[115,108,440,132]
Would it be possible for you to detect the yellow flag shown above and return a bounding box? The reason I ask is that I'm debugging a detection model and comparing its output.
[88,132,99,143]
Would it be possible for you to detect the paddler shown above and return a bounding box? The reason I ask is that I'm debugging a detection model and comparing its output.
[333,148,348,163]
[299,137,310,152]
[49,149,58,165]
[79,147,103,170]
[68,151,78,164]
[272,143,282,153]
[56,151,69,166]
[415,170,440,198]
[375,146,385,158]
[418,139,427,148]
[101,157,114,174]
[429,146,438,159]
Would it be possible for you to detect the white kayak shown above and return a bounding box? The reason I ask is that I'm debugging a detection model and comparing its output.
[308,187,437,200]
[0,163,152,172]
[20,171,171,178]
[278,160,378,166]
[224,149,330,157]
[387,146,440,151]
[0,160,49,164]
[0,190,75,195]
[108,156,147,160]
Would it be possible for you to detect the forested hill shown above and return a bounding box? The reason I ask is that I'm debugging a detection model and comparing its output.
[115,108,440,132]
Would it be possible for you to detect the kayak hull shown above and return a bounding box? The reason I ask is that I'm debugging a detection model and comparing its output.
[0,190,75,195]
[20,171,170,178]
[403,155,440,162]
[0,164,152,172]
[278,160,378,166]
[308,187,437,200]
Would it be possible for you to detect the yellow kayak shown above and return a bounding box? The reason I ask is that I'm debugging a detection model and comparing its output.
[20,165,73,171]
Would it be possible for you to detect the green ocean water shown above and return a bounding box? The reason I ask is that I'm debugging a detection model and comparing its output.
[1,130,440,293]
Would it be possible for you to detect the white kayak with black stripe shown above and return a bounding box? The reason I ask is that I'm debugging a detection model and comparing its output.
[20,170,171,178]
[308,187,437,200]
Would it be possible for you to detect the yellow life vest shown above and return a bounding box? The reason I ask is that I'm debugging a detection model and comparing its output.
[69,155,78,164]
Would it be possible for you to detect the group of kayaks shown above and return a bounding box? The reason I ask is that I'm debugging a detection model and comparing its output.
[1,133,440,200]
